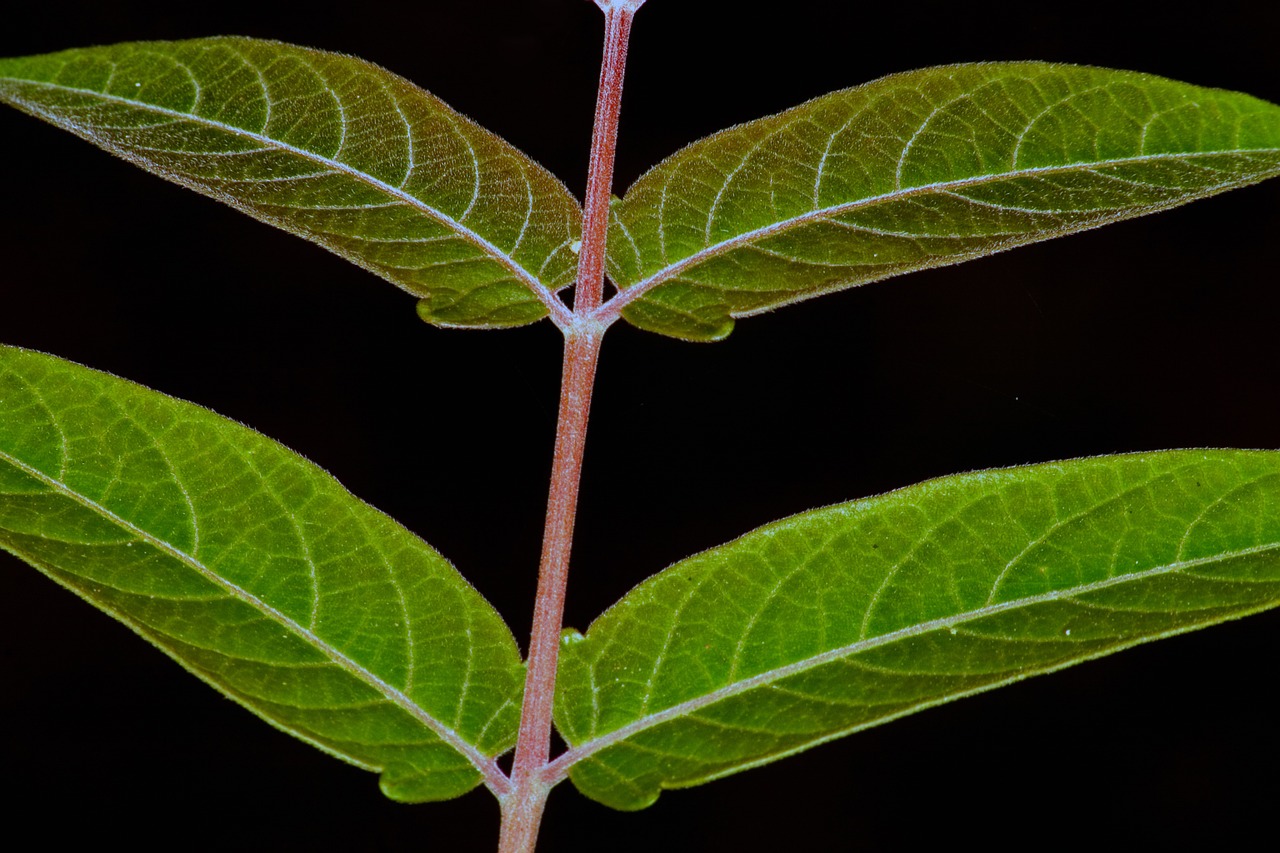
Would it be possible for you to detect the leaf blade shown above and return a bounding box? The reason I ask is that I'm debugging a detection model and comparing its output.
[0,38,580,328]
[0,345,523,802]
[553,450,1280,809]
[604,63,1280,340]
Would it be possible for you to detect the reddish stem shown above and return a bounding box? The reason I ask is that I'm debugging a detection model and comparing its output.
[573,1,639,314]
[499,7,643,848]
[500,328,602,853]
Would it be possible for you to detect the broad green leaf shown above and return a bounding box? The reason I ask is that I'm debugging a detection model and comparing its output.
[554,450,1280,810]
[0,345,523,802]
[605,64,1280,340]
[0,38,580,328]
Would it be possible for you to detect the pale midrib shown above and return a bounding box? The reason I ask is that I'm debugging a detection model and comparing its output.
[3,78,573,328]
[550,539,1280,777]
[597,148,1280,318]
[0,445,510,796]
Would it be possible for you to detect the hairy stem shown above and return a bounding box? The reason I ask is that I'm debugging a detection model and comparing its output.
[499,329,602,852]
[573,0,642,314]
[498,3,643,850]
[516,332,603,765]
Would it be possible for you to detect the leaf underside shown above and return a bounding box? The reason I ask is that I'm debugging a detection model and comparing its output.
[554,450,1280,810]
[0,38,581,328]
[607,63,1280,340]
[0,345,524,802]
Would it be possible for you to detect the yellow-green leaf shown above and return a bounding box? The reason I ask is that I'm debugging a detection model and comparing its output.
[554,450,1280,809]
[0,345,523,802]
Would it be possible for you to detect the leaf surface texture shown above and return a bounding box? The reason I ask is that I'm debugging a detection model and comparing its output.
[0,38,581,328]
[605,64,1280,339]
[0,346,524,802]
[554,451,1280,809]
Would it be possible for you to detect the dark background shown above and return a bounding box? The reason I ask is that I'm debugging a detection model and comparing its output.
[2,1,1278,850]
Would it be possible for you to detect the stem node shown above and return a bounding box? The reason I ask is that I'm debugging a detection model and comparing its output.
[498,3,641,849]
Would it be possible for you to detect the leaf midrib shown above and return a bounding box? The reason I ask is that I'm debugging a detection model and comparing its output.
[553,539,1280,774]
[0,76,572,326]
[603,148,1280,315]
[0,444,505,789]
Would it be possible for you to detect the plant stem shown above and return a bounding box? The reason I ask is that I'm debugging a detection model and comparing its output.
[573,0,642,314]
[498,3,643,850]
[500,327,602,853]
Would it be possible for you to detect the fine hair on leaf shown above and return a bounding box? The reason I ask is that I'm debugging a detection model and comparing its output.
[2,3,1278,851]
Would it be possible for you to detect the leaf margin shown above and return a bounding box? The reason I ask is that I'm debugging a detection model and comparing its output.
[549,448,1280,809]
[0,37,580,330]
[599,62,1280,340]
[0,342,524,801]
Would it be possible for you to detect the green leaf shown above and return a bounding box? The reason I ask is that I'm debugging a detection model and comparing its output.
[604,63,1280,340]
[554,450,1280,810]
[0,38,580,329]
[0,345,523,802]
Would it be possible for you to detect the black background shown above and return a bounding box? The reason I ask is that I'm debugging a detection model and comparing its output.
[2,1,1279,850]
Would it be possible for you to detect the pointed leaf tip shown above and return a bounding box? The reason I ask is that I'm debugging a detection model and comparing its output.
[0,37,581,329]
[605,63,1280,340]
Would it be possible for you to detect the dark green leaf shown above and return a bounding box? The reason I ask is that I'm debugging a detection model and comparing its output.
[554,450,1280,809]
[0,345,523,802]
[604,64,1280,340]
[0,38,580,328]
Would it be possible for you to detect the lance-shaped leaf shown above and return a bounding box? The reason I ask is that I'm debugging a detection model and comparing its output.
[0,38,580,328]
[0,345,523,802]
[603,63,1280,340]
[554,450,1280,810]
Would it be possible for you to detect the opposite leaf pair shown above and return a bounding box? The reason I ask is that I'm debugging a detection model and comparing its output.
[5,40,1279,339]
[3,344,1279,809]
